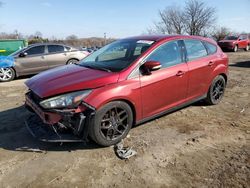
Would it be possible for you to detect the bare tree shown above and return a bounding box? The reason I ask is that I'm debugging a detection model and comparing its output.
[152,6,184,34]
[34,31,42,38]
[150,0,217,36]
[211,27,232,42]
[183,0,216,35]
[66,34,78,40]
[159,6,184,34]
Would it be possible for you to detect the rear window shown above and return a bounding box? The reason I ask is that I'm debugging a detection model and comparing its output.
[204,42,217,55]
[48,45,65,53]
[184,40,207,61]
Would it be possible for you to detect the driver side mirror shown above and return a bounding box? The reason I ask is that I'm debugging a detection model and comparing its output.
[19,52,27,57]
[141,61,161,75]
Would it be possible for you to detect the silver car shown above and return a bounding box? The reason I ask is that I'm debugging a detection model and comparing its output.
[0,43,89,82]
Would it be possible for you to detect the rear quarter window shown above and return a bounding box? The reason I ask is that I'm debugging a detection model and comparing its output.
[184,40,208,61]
[204,42,217,55]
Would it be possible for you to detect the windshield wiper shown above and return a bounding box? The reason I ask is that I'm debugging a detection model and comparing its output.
[81,64,112,72]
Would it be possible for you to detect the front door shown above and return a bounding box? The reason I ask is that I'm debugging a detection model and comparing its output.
[238,35,248,49]
[16,45,48,75]
[140,40,188,119]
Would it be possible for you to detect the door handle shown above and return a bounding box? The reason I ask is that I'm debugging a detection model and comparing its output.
[208,61,214,66]
[176,71,185,76]
[41,56,45,59]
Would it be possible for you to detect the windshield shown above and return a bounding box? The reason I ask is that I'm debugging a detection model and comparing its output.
[80,39,155,72]
[8,47,27,57]
[224,36,238,40]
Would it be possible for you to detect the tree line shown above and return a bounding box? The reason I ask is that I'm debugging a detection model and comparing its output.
[0,31,114,48]
[148,0,248,41]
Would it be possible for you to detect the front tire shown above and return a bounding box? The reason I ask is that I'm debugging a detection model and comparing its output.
[89,101,133,146]
[205,75,226,105]
[245,44,249,51]
[233,45,238,52]
[0,67,15,82]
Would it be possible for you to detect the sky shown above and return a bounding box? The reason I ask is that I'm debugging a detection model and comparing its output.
[0,0,249,39]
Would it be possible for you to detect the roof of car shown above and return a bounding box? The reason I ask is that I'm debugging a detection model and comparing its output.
[123,35,216,44]
[28,43,71,47]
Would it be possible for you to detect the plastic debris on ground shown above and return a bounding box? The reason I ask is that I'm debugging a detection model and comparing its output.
[114,140,137,160]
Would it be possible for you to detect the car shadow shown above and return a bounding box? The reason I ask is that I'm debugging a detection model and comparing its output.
[0,105,101,153]
[229,61,250,68]
[0,100,210,153]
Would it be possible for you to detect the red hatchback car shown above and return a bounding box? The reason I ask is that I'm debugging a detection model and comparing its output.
[25,35,228,146]
[218,34,250,52]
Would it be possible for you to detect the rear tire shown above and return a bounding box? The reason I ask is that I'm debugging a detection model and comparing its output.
[0,67,15,82]
[89,101,133,146]
[67,59,79,64]
[205,75,226,105]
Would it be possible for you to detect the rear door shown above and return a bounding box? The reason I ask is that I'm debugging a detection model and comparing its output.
[46,45,68,68]
[15,45,48,74]
[183,39,213,99]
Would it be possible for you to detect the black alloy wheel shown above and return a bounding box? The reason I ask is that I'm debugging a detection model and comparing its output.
[89,101,133,146]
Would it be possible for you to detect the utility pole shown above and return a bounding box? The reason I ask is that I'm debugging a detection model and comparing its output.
[104,32,107,46]
[14,30,19,39]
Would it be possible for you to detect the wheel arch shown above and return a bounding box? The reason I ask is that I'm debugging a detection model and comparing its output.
[219,73,227,85]
[67,58,79,64]
[91,97,137,126]
[11,66,18,77]
[112,99,137,126]
[206,64,228,92]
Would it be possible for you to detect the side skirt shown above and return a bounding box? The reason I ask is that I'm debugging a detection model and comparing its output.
[136,94,207,125]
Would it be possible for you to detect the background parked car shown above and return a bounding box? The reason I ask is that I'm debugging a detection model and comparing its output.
[218,34,250,52]
[0,43,89,82]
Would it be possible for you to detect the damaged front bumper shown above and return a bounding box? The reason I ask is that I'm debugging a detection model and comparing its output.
[25,92,95,143]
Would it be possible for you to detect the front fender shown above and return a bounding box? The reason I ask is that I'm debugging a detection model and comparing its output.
[84,78,142,122]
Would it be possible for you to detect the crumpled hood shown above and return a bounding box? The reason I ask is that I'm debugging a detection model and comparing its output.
[25,64,119,98]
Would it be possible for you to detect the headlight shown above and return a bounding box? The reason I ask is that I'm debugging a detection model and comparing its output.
[39,90,92,109]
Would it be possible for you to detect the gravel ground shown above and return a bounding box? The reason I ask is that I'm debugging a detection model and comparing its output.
[0,51,249,188]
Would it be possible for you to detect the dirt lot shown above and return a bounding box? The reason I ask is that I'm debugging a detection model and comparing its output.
[0,51,249,188]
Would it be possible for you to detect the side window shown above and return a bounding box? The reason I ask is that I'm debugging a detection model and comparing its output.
[25,46,45,56]
[239,35,247,40]
[146,41,182,68]
[184,40,207,61]
[204,42,217,55]
[48,45,65,53]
